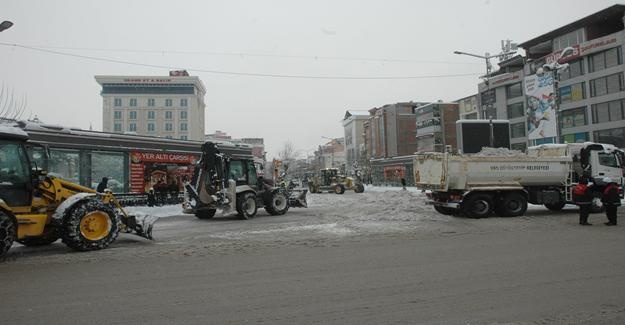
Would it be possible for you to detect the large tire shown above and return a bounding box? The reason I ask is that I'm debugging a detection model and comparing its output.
[544,199,566,211]
[434,205,456,215]
[195,209,217,219]
[265,190,289,216]
[495,192,528,217]
[462,193,494,218]
[61,200,119,251]
[354,183,365,193]
[17,227,60,246]
[236,192,257,220]
[0,212,16,256]
[334,184,346,195]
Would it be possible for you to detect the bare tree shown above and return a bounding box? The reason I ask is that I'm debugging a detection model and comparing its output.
[277,141,300,175]
[0,84,28,122]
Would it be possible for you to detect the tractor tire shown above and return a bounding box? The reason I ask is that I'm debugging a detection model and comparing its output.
[544,199,566,211]
[434,205,456,215]
[495,192,528,217]
[354,183,365,193]
[236,192,258,220]
[461,193,494,218]
[265,190,289,216]
[61,199,119,252]
[0,212,16,256]
[334,184,346,195]
[195,209,217,219]
[17,227,60,246]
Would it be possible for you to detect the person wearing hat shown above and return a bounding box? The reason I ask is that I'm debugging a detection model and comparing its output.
[572,177,593,225]
[601,177,621,226]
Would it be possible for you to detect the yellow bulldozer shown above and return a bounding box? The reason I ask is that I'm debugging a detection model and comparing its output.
[308,168,365,194]
[0,126,154,257]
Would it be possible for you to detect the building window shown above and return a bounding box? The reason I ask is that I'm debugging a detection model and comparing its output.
[129,123,136,132]
[165,111,172,120]
[589,47,622,73]
[559,82,585,104]
[590,73,624,97]
[506,83,523,99]
[506,102,524,119]
[114,111,122,120]
[129,98,137,107]
[561,132,589,144]
[147,111,155,120]
[180,123,187,131]
[165,136,172,139]
[592,99,625,124]
[148,98,155,107]
[165,99,172,107]
[510,122,525,138]
[553,28,585,51]
[114,98,122,107]
[129,111,137,120]
[147,123,155,132]
[165,123,173,131]
[113,123,122,132]
[180,135,188,140]
[180,110,187,119]
[510,142,526,152]
[180,98,188,107]
[559,59,583,81]
[560,107,587,129]
[594,127,625,148]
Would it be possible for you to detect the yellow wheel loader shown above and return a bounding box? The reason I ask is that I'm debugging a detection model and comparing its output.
[0,126,155,257]
[308,168,365,194]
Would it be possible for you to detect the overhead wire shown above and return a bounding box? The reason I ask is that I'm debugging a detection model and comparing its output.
[0,42,482,80]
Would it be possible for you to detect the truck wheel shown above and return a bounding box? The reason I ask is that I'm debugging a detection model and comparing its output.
[496,192,528,217]
[195,209,216,219]
[265,190,289,216]
[354,183,365,193]
[544,200,566,211]
[434,205,456,215]
[61,200,119,251]
[462,194,493,218]
[17,227,60,246]
[0,212,16,256]
[237,192,257,220]
[334,184,345,194]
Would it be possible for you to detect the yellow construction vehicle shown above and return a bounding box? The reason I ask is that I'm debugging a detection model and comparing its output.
[0,125,154,257]
[308,168,365,194]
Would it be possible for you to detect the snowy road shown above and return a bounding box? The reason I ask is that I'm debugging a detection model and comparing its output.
[1,188,625,324]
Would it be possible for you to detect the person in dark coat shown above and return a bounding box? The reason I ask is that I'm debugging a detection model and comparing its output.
[601,177,621,226]
[96,177,109,193]
[572,178,593,225]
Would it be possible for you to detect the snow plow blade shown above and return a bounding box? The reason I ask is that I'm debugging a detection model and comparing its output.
[288,189,308,208]
[122,214,157,240]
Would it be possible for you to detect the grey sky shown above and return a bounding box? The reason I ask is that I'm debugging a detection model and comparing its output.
[0,0,617,158]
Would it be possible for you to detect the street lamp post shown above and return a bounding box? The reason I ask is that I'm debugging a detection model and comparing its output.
[0,21,13,32]
[539,46,575,144]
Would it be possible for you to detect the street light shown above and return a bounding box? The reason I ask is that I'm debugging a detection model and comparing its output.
[537,46,575,144]
[0,21,13,32]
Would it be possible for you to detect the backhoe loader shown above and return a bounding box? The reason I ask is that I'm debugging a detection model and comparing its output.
[0,125,154,257]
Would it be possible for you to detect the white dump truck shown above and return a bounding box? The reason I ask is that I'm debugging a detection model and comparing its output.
[414,142,624,218]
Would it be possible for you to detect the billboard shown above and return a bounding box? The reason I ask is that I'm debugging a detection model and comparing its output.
[456,120,510,154]
[129,151,198,193]
[524,73,556,140]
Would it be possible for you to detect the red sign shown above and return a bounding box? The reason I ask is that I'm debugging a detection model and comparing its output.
[129,151,198,193]
[544,35,618,64]
[383,165,406,180]
[131,152,197,164]
[123,78,172,83]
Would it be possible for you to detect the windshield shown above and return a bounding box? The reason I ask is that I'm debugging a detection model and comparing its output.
[0,141,30,185]
[598,152,619,168]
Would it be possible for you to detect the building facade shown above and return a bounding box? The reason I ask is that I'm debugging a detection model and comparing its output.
[95,73,206,141]
[415,102,460,152]
[367,102,422,159]
[342,110,369,174]
[456,94,479,120]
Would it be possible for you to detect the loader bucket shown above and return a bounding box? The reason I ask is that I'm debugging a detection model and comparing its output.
[122,214,157,240]
[288,189,308,208]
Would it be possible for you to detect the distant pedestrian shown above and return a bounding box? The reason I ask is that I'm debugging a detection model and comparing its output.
[572,178,593,225]
[601,177,621,226]
[96,177,108,193]
[401,177,407,191]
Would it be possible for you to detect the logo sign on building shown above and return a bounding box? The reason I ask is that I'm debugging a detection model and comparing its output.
[129,151,198,193]
[524,73,556,140]
[480,89,496,106]
[544,35,618,64]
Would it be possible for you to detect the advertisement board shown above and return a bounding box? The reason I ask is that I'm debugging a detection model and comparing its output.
[129,151,198,193]
[524,73,556,140]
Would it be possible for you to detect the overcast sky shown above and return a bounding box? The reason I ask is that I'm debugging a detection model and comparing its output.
[0,0,618,158]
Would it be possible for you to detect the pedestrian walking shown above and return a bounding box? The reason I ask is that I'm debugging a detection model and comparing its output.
[601,177,621,226]
[572,178,593,225]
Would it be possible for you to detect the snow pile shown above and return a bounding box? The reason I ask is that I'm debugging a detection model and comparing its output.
[125,204,184,218]
[473,147,525,157]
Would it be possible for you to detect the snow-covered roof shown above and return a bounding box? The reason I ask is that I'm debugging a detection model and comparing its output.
[343,110,371,120]
[0,123,29,140]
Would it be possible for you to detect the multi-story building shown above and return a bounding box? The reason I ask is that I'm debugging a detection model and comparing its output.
[415,102,459,153]
[519,4,625,148]
[456,94,479,120]
[240,138,266,161]
[95,72,206,141]
[342,110,369,173]
[317,138,346,169]
[367,102,423,158]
